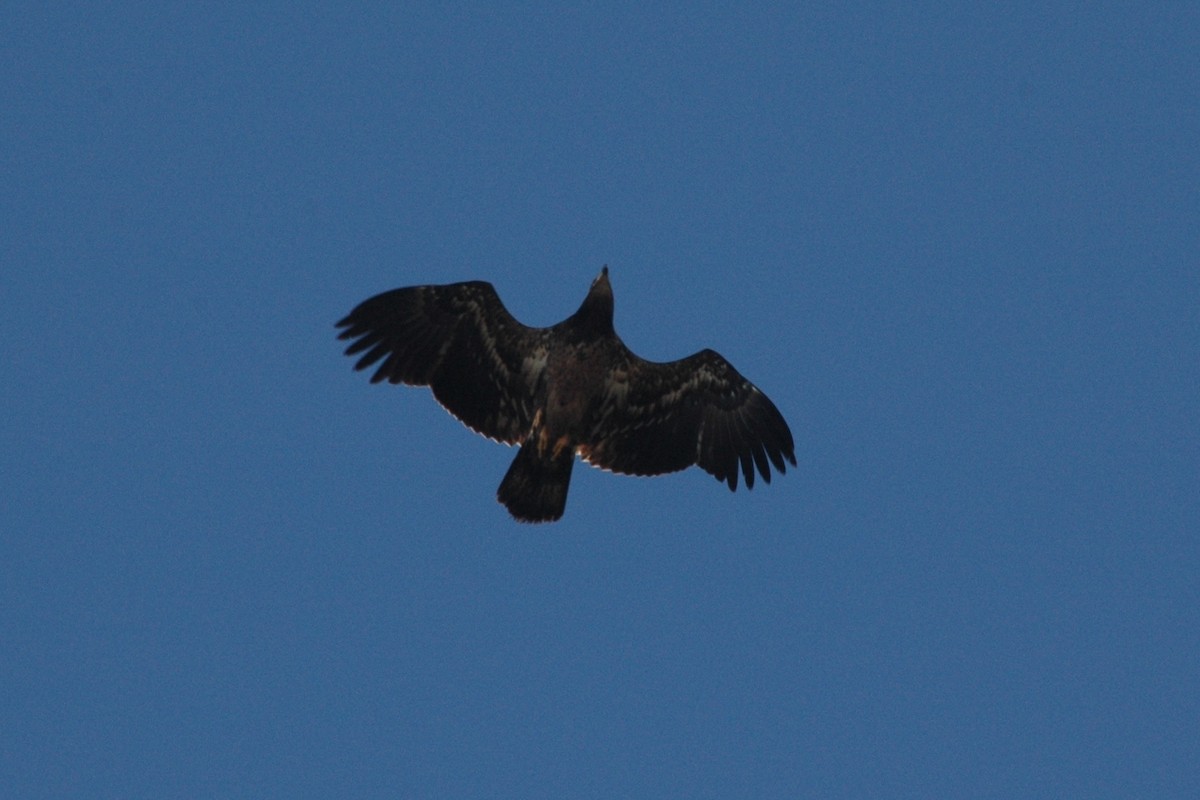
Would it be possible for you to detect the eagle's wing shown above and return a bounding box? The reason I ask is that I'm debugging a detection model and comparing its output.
[582,348,796,490]
[336,282,546,444]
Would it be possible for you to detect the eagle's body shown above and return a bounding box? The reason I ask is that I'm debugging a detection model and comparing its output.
[337,267,795,522]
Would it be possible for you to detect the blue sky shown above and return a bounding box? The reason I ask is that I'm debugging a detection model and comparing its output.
[3,4,1197,797]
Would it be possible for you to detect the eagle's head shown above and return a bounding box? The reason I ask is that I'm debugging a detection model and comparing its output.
[591,265,611,294]
[571,265,614,334]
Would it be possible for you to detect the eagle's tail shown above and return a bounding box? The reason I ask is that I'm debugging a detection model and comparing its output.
[497,440,575,523]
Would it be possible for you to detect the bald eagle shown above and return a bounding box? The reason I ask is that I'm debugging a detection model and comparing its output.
[336,267,795,522]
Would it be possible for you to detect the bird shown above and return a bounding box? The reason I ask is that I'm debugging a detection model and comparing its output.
[336,267,795,523]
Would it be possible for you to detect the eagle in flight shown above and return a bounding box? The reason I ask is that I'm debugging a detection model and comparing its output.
[336,267,795,522]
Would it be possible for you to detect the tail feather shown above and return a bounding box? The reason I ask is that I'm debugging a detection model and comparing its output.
[497,442,575,523]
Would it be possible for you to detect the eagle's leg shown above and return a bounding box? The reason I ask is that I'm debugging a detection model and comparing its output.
[497,435,575,523]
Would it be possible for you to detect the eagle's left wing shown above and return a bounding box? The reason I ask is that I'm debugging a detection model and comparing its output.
[582,348,796,490]
[336,281,546,444]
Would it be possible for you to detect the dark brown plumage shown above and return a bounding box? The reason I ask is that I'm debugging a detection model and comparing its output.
[336,267,795,522]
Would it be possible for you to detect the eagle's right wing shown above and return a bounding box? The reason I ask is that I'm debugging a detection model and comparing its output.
[582,348,796,490]
[336,282,546,444]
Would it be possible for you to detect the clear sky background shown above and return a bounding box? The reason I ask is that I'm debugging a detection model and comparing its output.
[3,4,1197,798]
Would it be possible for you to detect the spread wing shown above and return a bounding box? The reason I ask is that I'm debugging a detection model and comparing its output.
[582,348,796,490]
[336,282,546,444]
